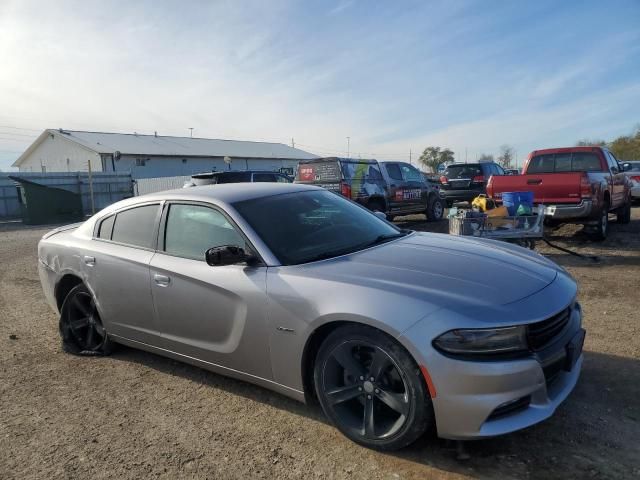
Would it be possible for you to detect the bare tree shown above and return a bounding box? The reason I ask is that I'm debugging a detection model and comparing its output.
[497,145,515,168]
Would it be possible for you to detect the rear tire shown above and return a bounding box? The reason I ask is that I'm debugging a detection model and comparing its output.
[426,195,445,222]
[314,325,433,451]
[59,284,113,356]
[590,201,609,241]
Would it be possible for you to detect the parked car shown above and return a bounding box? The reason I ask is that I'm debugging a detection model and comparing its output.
[505,168,521,176]
[621,161,640,203]
[183,170,292,187]
[486,147,632,240]
[295,157,445,221]
[439,162,507,206]
[38,183,583,450]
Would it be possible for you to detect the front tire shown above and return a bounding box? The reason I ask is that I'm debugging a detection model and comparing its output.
[314,325,433,451]
[59,284,113,356]
[617,198,631,224]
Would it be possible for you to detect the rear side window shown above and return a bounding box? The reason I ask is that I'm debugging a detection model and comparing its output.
[527,153,603,173]
[111,204,159,249]
[385,164,403,181]
[97,215,115,239]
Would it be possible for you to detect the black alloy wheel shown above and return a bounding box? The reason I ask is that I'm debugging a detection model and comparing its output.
[59,284,112,356]
[314,325,433,450]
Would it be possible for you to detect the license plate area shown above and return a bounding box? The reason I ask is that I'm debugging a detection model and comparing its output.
[564,328,585,371]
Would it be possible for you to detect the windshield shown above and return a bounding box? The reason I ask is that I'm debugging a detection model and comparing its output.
[233,190,404,265]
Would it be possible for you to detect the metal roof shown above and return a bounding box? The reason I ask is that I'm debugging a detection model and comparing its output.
[14,129,317,166]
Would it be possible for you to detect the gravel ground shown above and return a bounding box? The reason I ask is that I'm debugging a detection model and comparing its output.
[1,209,639,480]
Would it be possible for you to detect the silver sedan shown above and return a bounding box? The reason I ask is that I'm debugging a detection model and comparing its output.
[37,183,584,450]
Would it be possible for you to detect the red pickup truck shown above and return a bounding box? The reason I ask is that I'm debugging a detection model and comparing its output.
[486,147,632,240]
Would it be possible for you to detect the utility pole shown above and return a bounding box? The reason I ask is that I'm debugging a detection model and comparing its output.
[291,138,295,148]
[87,160,95,215]
[189,128,194,138]
[346,137,350,158]
[465,147,468,164]
[409,149,412,165]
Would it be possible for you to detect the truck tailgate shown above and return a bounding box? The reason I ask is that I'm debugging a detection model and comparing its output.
[487,173,583,204]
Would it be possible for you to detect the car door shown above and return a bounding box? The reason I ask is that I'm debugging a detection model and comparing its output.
[398,162,427,211]
[89,203,163,345]
[148,201,272,379]
[605,150,625,207]
[382,162,406,212]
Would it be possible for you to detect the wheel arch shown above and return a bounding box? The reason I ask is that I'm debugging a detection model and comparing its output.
[300,319,422,402]
[54,273,84,311]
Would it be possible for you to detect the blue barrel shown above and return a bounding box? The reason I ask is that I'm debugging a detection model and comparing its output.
[502,191,534,216]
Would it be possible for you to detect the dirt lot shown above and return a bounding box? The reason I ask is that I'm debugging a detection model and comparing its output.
[1,209,639,480]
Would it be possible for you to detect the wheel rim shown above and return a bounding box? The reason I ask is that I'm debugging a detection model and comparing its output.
[432,200,444,219]
[321,341,411,441]
[62,291,106,351]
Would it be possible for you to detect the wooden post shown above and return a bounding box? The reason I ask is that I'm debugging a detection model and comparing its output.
[87,160,95,214]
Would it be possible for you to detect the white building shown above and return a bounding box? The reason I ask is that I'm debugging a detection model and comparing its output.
[13,129,317,178]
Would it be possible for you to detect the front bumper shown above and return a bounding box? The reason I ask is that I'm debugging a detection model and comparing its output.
[543,200,593,220]
[401,300,584,440]
[38,259,59,314]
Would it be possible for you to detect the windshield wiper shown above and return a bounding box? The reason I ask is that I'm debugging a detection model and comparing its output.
[365,230,411,247]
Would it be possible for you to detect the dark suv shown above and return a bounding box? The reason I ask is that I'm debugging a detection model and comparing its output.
[184,170,292,187]
[439,162,506,206]
[295,157,444,221]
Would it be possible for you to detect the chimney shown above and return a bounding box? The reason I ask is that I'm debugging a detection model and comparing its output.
[154,131,158,137]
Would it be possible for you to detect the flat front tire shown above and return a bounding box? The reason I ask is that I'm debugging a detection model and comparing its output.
[314,325,433,451]
[617,199,631,224]
[59,284,113,356]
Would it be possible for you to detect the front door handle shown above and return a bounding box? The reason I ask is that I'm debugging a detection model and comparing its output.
[153,274,171,287]
[83,256,96,266]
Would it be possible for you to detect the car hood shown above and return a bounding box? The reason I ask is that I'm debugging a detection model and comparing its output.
[294,232,560,307]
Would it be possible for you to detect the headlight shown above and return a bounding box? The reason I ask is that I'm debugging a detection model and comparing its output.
[433,326,528,355]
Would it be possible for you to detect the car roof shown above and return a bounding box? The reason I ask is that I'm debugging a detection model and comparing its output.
[530,146,605,156]
[191,170,285,179]
[299,157,378,165]
[101,183,322,215]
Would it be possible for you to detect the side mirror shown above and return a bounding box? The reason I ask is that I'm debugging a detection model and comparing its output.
[373,211,387,221]
[622,163,631,172]
[205,245,248,266]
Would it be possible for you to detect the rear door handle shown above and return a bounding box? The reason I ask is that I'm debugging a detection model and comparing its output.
[153,274,171,287]
[83,256,96,266]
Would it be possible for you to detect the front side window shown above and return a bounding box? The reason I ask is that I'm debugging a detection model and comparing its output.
[111,204,159,248]
[400,164,422,182]
[233,190,403,265]
[164,204,245,260]
[276,174,291,183]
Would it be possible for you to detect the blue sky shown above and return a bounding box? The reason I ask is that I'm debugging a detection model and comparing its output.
[1,0,639,170]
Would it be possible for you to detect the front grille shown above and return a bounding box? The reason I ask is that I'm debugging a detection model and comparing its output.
[527,308,571,350]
